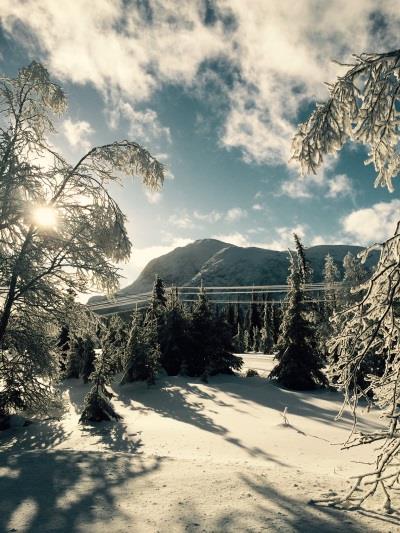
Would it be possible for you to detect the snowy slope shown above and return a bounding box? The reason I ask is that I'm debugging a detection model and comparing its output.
[0,356,394,532]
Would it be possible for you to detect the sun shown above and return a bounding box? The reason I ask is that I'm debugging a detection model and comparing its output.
[33,206,58,228]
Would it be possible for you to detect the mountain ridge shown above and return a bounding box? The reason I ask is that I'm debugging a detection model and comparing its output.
[88,238,377,304]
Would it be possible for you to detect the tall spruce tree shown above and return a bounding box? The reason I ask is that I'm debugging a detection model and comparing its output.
[152,275,167,312]
[187,289,242,377]
[160,287,189,375]
[269,242,327,390]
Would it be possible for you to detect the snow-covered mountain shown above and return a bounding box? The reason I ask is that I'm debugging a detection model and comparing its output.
[89,238,377,303]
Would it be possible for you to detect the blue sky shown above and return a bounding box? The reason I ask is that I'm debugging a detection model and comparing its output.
[1,1,400,284]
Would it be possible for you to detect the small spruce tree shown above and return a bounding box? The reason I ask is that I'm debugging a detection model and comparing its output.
[252,326,261,352]
[232,323,245,352]
[243,329,251,353]
[80,344,121,423]
[64,337,84,379]
[121,310,160,384]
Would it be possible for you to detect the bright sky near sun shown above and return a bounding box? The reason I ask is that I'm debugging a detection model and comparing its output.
[1,1,400,284]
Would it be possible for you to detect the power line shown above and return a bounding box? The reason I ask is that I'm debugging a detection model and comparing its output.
[87,282,340,314]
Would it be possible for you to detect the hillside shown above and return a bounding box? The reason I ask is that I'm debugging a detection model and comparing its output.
[89,239,377,303]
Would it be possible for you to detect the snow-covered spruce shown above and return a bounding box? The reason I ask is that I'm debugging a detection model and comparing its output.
[269,236,327,391]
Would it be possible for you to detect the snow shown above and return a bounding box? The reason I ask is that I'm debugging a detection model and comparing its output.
[0,355,398,532]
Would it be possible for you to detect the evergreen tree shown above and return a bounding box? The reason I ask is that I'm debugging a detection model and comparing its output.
[243,329,251,352]
[244,307,251,338]
[323,254,341,315]
[152,275,167,313]
[269,245,327,390]
[232,323,245,352]
[64,337,84,379]
[57,325,70,372]
[341,252,367,306]
[252,326,261,352]
[80,338,121,423]
[186,289,242,377]
[208,314,243,376]
[294,233,313,284]
[121,311,160,384]
[186,289,214,377]
[259,302,273,354]
[160,287,189,375]
[103,315,127,374]
[56,288,76,372]
[81,335,96,384]
[226,303,236,333]
[236,304,244,327]
[271,304,281,346]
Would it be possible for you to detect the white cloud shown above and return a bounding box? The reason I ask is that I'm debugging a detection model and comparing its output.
[279,156,347,199]
[252,203,263,211]
[145,190,162,205]
[108,99,171,144]
[3,1,400,166]
[214,224,309,250]
[225,207,247,222]
[280,178,314,199]
[213,232,251,247]
[62,118,93,151]
[169,206,247,229]
[168,210,198,230]
[193,210,222,223]
[326,174,353,198]
[342,199,400,244]
[262,224,308,250]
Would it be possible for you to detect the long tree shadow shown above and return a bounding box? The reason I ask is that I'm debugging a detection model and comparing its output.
[205,374,382,434]
[0,449,164,533]
[0,419,70,452]
[65,380,142,453]
[116,379,288,466]
[165,469,383,532]
[116,373,381,450]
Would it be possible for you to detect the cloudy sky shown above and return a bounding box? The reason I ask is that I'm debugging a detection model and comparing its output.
[1,1,400,284]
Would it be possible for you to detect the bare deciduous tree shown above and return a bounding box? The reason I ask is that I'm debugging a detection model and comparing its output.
[0,62,164,420]
[293,49,400,510]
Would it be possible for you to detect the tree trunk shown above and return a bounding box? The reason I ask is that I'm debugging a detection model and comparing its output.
[0,228,34,346]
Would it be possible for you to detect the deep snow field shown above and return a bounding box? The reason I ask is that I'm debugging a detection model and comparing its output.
[1,355,399,532]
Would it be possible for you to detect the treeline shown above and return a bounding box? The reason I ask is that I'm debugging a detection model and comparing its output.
[55,278,243,423]
[0,233,375,428]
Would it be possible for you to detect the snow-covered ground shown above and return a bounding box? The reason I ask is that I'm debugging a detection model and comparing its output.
[1,355,398,532]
